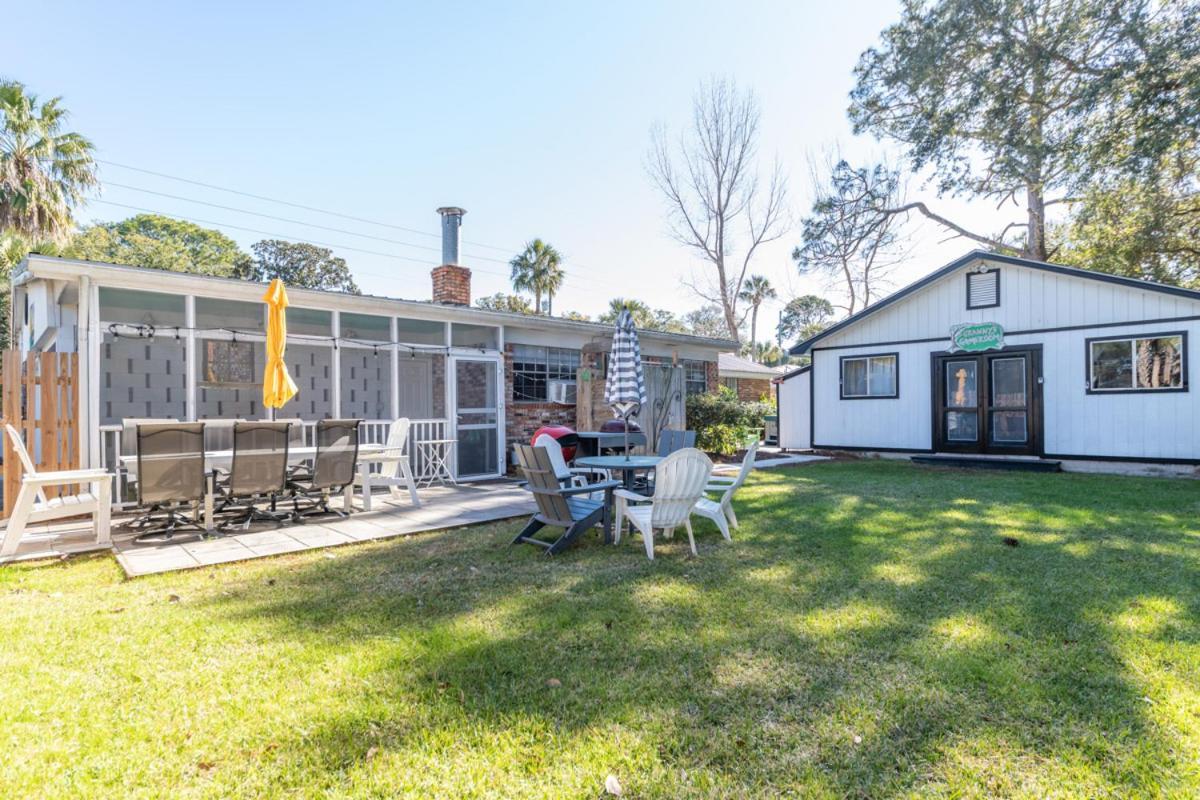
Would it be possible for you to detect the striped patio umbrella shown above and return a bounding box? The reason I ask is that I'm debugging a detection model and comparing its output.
[604,309,647,458]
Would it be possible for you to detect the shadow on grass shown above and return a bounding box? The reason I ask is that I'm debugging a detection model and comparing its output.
[199,461,1200,796]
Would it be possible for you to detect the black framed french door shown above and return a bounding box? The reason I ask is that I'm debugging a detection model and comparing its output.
[931,347,1043,456]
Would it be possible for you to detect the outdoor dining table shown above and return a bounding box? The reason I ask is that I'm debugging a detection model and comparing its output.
[574,454,663,544]
[574,454,662,491]
[118,443,387,533]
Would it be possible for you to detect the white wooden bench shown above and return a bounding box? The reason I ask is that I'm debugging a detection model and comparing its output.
[1,424,113,561]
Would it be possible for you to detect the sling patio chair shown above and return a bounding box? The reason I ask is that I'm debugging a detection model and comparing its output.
[289,419,360,520]
[656,428,697,457]
[130,422,208,543]
[511,443,620,555]
[0,424,113,562]
[355,417,420,511]
[614,447,713,560]
[213,421,291,530]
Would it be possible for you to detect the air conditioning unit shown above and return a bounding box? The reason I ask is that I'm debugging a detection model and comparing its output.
[547,380,577,405]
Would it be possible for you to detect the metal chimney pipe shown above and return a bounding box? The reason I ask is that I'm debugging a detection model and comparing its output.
[436,206,466,266]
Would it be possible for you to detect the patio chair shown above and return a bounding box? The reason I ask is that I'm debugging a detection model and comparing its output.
[213,422,291,530]
[532,433,610,499]
[511,443,619,555]
[614,447,712,560]
[355,418,420,511]
[694,440,759,533]
[632,428,697,492]
[656,429,697,457]
[289,419,360,520]
[0,424,113,562]
[130,422,208,542]
[119,417,178,500]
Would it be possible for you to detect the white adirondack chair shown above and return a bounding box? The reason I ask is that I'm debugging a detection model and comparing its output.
[1,424,113,561]
[356,418,420,511]
[692,439,759,536]
[533,433,609,499]
[614,448,713,559]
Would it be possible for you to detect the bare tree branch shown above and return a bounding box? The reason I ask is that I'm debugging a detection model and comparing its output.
[647,78,788,344]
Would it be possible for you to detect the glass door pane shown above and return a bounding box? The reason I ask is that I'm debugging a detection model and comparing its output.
[944,359,979,443]
[454,358,499,478]
[990,357,1028,445]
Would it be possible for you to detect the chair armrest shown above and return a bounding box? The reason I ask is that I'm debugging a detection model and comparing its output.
[561,480,620,496]
[22,469,111,486]
[613,488,650,503]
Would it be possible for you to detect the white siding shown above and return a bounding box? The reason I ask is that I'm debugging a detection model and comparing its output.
[820,259,1200,350]
[778,370,811,450]
[811,258,1200,462]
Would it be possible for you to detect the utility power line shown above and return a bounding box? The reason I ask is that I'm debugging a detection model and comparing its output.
[96,159,517,253]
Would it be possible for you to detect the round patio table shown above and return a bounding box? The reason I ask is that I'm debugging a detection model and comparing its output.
[574,455,662,491]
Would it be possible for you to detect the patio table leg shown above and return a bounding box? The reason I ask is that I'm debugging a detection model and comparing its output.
[343,484,354,512]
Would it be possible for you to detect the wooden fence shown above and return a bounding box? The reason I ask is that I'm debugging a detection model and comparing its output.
[0,350,79,519]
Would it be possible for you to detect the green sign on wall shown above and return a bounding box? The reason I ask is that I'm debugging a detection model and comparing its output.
[949,322,1005,353]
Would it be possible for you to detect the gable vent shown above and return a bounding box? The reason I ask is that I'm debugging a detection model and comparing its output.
[967,270,1000,309]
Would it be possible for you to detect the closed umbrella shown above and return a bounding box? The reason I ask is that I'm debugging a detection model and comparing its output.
[262,278,298,411]
[604,309,647,459]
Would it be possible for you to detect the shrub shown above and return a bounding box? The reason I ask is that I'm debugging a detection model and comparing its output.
[687,386,771,455]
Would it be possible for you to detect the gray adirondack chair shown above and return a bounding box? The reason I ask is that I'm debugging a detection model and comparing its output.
[511,444,619,555]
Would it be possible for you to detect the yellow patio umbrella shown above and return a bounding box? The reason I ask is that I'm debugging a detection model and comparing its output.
[262,278,299,409]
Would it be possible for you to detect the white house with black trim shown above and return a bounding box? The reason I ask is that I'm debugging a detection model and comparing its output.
[777,250,1200,473]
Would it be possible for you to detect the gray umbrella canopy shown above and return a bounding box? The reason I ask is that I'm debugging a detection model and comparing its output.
[605,310,647,453]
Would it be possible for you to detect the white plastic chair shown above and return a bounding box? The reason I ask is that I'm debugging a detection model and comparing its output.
[614,448,713,559]
[356,418,420,511]
[533,434,609,499]
[694,439,759,534]
[1,424,113,561]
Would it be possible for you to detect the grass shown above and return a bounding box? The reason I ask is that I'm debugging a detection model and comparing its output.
[2,460,1199,799]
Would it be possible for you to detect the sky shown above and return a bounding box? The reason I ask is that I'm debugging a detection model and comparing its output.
[6,0,1016,341]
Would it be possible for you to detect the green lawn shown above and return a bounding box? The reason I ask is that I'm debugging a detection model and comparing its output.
[2,461,1199,799]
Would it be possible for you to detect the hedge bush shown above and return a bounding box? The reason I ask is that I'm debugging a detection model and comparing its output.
[686,387,772,455]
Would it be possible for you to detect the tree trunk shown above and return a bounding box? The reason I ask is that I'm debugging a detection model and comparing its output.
[1025,184,1047,261]
[535,289,543,315]
[722,297,740,344]
[749,306,759,358]
[548,292,553,316]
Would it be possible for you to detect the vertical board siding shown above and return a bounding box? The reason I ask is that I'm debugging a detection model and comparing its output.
[777,371,811,450]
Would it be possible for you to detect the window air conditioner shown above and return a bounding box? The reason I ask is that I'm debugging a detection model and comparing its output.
[548,380,577,404]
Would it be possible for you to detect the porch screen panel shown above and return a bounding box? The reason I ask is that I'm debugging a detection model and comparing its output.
[195,337,266,420]
[100,333,187,424]
[340,347,393,419]
[284,343,334,419]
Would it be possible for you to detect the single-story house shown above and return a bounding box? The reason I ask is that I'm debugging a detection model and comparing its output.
[8,208,734,481]
[717,352,786,402]
[777,250,1200,473]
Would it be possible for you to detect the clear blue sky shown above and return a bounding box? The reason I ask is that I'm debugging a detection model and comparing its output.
[8,0,1000,333]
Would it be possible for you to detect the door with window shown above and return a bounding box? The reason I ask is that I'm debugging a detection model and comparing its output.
[933,348,1041,455]
[449,355,504,479]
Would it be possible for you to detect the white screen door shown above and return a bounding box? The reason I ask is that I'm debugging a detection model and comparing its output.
[450,355,503,479]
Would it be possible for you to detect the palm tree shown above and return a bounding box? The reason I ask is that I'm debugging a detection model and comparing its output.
[0,81,97,242]
[509,239,564,314]
[738,275,777,360]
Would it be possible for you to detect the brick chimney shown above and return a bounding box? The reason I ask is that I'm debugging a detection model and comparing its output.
[432,206,471,305]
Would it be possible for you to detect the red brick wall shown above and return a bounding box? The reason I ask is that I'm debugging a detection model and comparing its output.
[431,353,446,417]
[431,264,471,305]
[735,377,773,403]
[503,344,578,449]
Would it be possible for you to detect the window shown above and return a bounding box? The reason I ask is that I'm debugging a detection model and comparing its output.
[685,360,708,395]
[196,297,264,332]
[340,312,390,342]
[840,353,898,398]
[511,345,580,401]
[967,269,1000,309]
[1088,333,1185,392]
